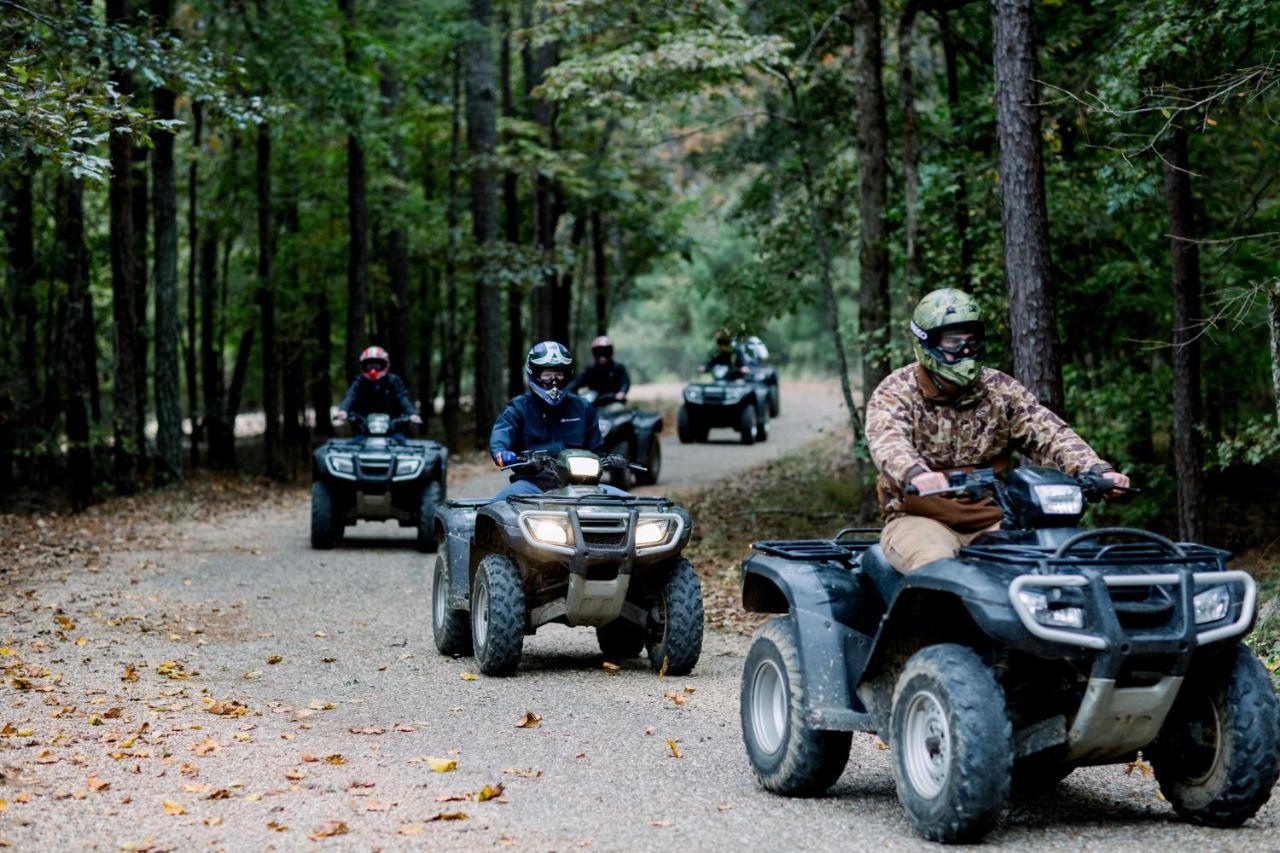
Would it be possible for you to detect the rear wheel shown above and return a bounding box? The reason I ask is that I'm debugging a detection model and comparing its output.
[738,405,756,446]
[471,554,526,676]
[634,437,661,486]
[310,481,340,549]
[677,406,696,444]
[1149,643,1280,827]
[890,644,1012,843]
[597,618,645,660]
[609,439,634,490]
[755,405,769,442]
[431,555,472,656]
[644,559,703,675]
[741,617,852,795]
[768,384,780,418]
[416,480,442,553]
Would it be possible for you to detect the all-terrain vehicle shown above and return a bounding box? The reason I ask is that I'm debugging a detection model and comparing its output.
[578,389,664,489]
[678,363,770,445]
[310,413,448,552]
[738,466,1279,843]
[741,336,781,418]
[430,449,703,676]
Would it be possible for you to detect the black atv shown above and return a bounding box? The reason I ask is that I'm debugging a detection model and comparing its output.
[677,363,769,445]
[310,413,448,552]
[741,337,781,418]
[430,449,703,677]
[579,389,664,489]
[738,466,1279,843]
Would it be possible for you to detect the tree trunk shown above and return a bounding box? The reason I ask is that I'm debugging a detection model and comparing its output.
[257,122,282,480]
[4,170,38,402]
[107,0,140,493]
[466,0,503,446]
[224,326,255,468]
[555,215,586,346]
[1163,123,1204,542]
[501,13,524,398]
[380,70,413,390]
[851,0,892,401]
[339,0,368,376]
[443,51,463,450]
[200,231,230,469]
[57,174,94,510]
[591,209,607,335]
[1269,282,1280,428]
[525,5,559,343]
[898,1,923,296]
[309,293,334,438]
[131,143,149,467]
[939,10,974,289]
[185,101,201,467]
[152,0,182,484]
[417,268,436,429]
[991,0,1064,412]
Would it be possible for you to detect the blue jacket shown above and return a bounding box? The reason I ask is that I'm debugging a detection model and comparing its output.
[489,392,605,486]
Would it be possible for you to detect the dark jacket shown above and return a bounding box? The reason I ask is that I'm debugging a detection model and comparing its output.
[569,361,631,399]
[703,347,748,376]
[338,373,416,419]
[489,392,605,487]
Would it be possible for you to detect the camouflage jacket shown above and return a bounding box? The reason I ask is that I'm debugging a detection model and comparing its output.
[866,364,1111,524]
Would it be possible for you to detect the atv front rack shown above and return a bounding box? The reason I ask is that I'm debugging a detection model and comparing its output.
[507,494,674,508]
[751,528,880,561]
[960,531,1230,574]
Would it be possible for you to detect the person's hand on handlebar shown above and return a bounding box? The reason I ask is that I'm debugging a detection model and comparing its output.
[333,410,349,425]
[1101,470,1130,498]
[908,470,948,496]
[409,414,423,425]
[494,451,519,469]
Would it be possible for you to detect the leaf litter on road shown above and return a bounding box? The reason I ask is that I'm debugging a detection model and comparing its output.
[515,710,542,728]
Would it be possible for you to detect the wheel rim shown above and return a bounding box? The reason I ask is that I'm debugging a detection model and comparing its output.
[750,658,788,754]
[472,576,489,654]
[433,561,447,626]
[1174,694,1225,785]
[646,597,668,658]
[903,690,951,799]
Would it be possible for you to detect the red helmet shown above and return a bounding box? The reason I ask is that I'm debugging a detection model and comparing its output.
[359,345,390,381]
[590,335,613,360]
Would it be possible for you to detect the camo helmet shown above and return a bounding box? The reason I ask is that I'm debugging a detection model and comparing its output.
[909,289,985,388]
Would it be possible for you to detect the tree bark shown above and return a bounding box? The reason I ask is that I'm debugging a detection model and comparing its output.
[56,174,94,510]
[416,267,436,429]
[898,1,923,295]
[500,12,524,398]
[257,122,282,480]
[131,142,149,466]
[443,51,463,450]
[1163,123,1204,542]
[525,4,559,343]
[939,10,974,288]
[152,0,182,484]
[851,0,892,400]
[224,326,255,467]
[200,231,230,468]
[107,0,140,493]
[4,170,38,402]
[591,209,607,335]
[1269,282,1280,428]
[380,70,413,390]
[309,292,334,438]
[185,101,201,466]
[338,0,368,376]
[466,0,504,446]
[991,0,1064,413]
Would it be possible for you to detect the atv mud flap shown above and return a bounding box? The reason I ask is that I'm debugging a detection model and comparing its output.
[436,501,484,610]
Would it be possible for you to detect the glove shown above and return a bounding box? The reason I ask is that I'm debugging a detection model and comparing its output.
[333,410,349,424]
[409,414,423,425]
[494,451,519,469]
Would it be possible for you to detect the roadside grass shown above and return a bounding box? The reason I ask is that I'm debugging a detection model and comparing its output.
[680,429,878,634]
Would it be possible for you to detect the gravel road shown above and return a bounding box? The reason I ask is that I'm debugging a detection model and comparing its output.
[1,382,1275,851]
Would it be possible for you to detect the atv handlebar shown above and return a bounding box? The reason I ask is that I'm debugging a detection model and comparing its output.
[507,450,648,475]
[905,469,1140,501]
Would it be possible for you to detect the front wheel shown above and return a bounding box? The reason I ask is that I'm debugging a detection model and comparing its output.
[738,405,756,446]
[677,406,696,444]
[1149,643,1280,827]
[768,384,780,418]
[890,644,1013,843]
[644,559,704,675]
[754,404,769,442]
[416,480,442,553]
[431,555,472,656]
[741,617,852,795]
[310,480,340,549]
[471,554,526,676]
[634,438,661,486]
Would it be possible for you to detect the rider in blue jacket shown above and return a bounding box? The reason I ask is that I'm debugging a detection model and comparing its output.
[490,341,619,501]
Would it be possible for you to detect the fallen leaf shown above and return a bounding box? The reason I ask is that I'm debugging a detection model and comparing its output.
[515,711,542,729]
[662,690,686,707]
[156,660,189,680]
[86,776,110,792]
[428,811,467,822]
[181,784,209,794]
[233,733,251,743]
[394,724,415,733]
[203,817,222,827]
[307,700,336,711]
[179,763,198,777]
[266,656,282,665]
[1125,758,1154,779]
[104,707,123,719]
[666,739,683,759]
[398,823,424,835]
[206,790,232,800]
[502,767,542,779]
[476,783,504,802]
[649,820,671,828]
[192,738,219,756]
[206,699,248,718]
[683,686,695,694]
[55,615,75,631]
[307,821,349,841]
[15,727,34,737]
[267,821,289,832]
[14,792,30,804]
[717,803,732,811]
[574,752,587,759]
[427,757,457,773]
[0,723,14,737]
[435,793,468,803]
[602,662,620,674]
[365,799,396,812]
[162,800,186,816]
[643,726,656,736]
[323,754,347,765]
[459,672,478,681]
[657,656,669,677]
[377,662,388,671]
[244,793,262,802]
[301,754,319,763]
[88,714,104,726]
[242,670,263,680]
[284,769,305,781]
[349,726,385,735]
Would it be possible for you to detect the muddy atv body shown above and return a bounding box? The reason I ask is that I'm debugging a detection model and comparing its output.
[738,466,1279,843]
[678,364,769,445]
[579,390,664,489]
[310,413,448,552]
[430,449,703,676]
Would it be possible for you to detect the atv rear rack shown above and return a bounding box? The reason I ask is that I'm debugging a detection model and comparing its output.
[751,528,880,561]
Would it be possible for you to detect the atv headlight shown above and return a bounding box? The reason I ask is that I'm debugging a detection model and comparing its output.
[635,519,672,547]
[684,386,704,404]
[1194,586,1230,624]
[527,516,570,546]
[395,457,421,476]
[1017,590,1085,630]
[329,454,355,475]
[567,456,601,481]
[723,387,748,404]
[1032,484,1083,516]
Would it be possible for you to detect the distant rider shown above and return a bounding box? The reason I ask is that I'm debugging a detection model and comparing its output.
[333,345,422,433]
[490,341,623,501]
[569,335,631,403]
[865,288,1130,574]
[701,329,750,378]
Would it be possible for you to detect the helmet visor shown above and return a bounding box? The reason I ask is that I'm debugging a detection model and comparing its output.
[534,369,568,389]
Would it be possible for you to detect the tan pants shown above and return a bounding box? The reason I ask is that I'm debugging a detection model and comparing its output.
[881,515,1000,573]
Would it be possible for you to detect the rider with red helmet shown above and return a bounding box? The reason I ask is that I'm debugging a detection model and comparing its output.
[333,345,421,426]
[568,335,631,404]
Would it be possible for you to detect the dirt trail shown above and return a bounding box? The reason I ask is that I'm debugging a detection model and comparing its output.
[0,380,1274,851]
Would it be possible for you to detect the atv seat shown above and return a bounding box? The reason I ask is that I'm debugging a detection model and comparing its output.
[858,544,902,606]
[443,498,490,509]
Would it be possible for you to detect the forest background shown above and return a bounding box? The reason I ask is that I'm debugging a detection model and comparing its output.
[2,0,1279,556]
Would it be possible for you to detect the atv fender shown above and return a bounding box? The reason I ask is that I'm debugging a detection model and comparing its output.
[741,553,876,729]
[435,501,485,610]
